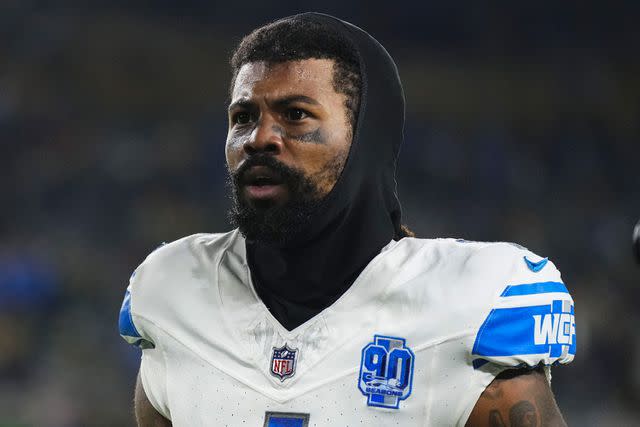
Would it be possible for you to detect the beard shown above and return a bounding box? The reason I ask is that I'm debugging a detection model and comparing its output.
[227,155,325,244]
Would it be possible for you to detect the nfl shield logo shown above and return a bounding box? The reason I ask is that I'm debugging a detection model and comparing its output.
[270,344,298,382]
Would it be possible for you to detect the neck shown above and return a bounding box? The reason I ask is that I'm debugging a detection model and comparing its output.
[246,195,394,330]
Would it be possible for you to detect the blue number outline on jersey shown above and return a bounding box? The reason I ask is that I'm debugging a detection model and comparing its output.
[263,411,309,427]
[358,335,415,409]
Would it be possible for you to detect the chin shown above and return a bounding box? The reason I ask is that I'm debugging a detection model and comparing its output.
[242,193,289,211]
[230,194,319,245]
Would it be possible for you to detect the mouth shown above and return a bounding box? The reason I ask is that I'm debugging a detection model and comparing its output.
[241,165,288,202]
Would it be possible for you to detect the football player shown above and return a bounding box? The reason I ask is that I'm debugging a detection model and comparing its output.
[120,13,575,426]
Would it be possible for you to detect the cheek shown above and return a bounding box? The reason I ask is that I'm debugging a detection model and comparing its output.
[308,146,350,196]
[316,125,351,166]
[293,126,349,171]
[319,112,352,153]
[225,131,245,169]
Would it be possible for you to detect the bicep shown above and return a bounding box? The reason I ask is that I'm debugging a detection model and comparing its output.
[134,372,172,427]
[466,367,567,427]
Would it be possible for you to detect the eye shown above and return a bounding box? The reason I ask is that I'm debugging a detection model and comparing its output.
[284,108,308,121]
[232,111,252,125]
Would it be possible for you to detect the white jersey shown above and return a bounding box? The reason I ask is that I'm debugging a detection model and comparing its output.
[119,230,575,426]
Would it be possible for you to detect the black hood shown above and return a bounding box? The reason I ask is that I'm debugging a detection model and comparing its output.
[246,12,405,330]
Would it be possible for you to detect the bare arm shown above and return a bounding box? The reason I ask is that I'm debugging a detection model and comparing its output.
[466,367,567,427]
[134,372,172,427]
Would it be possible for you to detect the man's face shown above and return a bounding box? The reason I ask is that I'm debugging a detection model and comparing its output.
[226,58,352,242]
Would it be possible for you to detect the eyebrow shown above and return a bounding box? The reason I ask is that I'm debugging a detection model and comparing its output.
[228,95,321,112]
[227,99,253,113]
[272,95,321,108]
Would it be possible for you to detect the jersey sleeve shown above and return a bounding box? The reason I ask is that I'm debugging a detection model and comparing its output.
[118,273,155,350]
[118,263,171,420]
[471,247,576,370]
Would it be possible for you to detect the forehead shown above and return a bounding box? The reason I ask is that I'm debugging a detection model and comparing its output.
[231,59,337,102]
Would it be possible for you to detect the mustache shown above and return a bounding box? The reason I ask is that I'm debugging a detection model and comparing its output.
[231,155,302,187]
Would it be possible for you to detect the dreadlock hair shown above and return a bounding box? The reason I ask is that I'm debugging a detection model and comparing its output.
[396,224,416,239]
[229,17,361,130]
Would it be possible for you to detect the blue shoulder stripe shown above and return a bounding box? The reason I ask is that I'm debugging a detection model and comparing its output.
[473,298,576,361]
[500,281,568,297]
[119,289,142,339]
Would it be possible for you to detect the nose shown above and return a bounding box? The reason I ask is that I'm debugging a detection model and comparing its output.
[243,114,283,156]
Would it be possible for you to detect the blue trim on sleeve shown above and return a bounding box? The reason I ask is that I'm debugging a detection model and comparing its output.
[119,289,142,339]
[500,281,568,297]
[473,299,576,360]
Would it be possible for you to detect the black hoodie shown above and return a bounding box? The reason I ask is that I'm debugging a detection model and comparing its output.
[246,12,405,330]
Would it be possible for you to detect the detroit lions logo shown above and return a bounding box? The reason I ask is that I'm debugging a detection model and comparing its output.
[358,335,415,409]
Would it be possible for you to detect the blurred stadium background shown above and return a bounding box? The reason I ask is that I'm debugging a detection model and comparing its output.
[1,1,638,426]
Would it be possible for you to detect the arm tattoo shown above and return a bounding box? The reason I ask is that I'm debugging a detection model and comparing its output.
[468,367,567,427]
[508,401,538,427]
[489,410,506,427]
[488,400,538,427]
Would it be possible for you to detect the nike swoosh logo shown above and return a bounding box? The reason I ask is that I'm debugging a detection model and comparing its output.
[524,256,548,272]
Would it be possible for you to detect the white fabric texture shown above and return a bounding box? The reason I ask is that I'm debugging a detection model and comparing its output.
[120,231,575,426]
